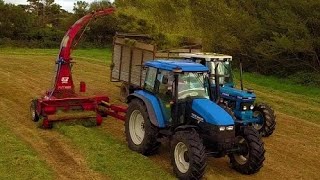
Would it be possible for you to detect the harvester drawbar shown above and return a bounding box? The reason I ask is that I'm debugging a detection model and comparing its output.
[30,8,126,128]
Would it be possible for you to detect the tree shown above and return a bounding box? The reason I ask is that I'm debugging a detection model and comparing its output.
[73,1,89,17]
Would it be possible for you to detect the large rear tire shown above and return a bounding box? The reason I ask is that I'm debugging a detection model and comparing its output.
[171,130,206,180]
[125,99,160,155]
[229,127,265,174]
[253,103,276,137]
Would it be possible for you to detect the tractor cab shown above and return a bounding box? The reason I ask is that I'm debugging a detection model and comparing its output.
[180,53,258,124]
[132,60,234,128]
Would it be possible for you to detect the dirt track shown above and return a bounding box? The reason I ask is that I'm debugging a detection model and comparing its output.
[0,53,319,179]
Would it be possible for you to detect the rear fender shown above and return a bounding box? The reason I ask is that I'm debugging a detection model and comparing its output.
[127,90,166,128]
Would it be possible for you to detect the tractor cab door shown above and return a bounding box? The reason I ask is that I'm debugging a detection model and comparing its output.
[154,70,174,124]
[144,67,173,125]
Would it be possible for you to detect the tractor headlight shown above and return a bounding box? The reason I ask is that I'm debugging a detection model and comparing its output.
[219,126,226,131]
[250,105,254,110]
[226,126,234,131]
[219,126,234,131]
[243,106,247,111]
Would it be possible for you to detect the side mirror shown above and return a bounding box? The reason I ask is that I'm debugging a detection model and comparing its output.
[162,75,168,84]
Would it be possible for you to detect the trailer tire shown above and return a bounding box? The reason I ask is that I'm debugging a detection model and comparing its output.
[30,99,40,122]
[253,103,276,137]
[120,83,129,102]
[125,99,160,155]
[229,127,265,174]
[171,129,206,180]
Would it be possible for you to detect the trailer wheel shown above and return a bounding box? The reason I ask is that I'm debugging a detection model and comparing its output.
[171,130,206,180]
[253,103,276,137]
[120,83,129,102]
[30,99,40,122]
[229,127,265,174]
[125,99,160,155]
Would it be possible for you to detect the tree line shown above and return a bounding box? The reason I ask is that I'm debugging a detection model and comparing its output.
[0,0,319,85]
[114,0,320,86]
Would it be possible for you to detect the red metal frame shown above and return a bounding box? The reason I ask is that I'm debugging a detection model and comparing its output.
[33,8,128,128]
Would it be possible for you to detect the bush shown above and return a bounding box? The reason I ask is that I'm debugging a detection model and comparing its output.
[288,71,320,86]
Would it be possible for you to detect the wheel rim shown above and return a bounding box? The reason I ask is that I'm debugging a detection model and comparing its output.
[129,110,145,145]
[253,111,264,130]
[234,137,249,165]
[174,142,189,173]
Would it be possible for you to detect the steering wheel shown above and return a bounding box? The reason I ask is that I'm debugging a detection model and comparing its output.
[178,88,205,99]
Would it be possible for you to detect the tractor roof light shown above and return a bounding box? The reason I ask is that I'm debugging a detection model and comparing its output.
[250,105,254,110]
[173,68,183,73]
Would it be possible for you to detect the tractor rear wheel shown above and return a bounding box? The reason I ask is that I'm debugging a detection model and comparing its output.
[125,99,160,155]
[171,129,206,180]
[30,99,40,122]
[253,103,276,137]
[229,127,265,174]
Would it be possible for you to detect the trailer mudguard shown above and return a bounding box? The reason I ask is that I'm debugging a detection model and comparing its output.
[127,90,166,128]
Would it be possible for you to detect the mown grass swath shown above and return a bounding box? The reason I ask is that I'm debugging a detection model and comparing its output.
[0,124,53,180]
[56,125,175,180]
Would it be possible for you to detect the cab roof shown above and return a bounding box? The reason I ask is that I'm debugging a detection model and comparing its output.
[179,53,232,61]
[144,60,209,72]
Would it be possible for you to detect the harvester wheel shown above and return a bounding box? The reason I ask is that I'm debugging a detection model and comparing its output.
[253,103,276,137]
[125,99,160,155]
[171,129,206,180]
[30,99,40,122]
[229,127,265,174]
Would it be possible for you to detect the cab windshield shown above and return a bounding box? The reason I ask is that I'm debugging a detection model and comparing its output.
[178,72,209,99]
[208,61,233,85]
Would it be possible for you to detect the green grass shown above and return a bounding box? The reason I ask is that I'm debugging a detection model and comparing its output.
[0,47,112,63]
[233,71,320,123]
[0,124,53,180]
[56,125,174,180]
[234,71,320,98]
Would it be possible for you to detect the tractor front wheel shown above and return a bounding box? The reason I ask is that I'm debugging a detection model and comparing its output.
[125,99,160,155]
[253,103,276,137]
[171,129,206,179]
[229,127,265,174]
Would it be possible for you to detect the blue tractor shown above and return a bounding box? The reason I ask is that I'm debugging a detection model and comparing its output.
[180,53,276,137]
[124,60,265,179]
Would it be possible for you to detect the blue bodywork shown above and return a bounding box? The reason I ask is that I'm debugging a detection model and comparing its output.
[130,90,166,128]
[131,90,235,128]
[144,60,209,72]
[218,84,261,124]
[192,99,234,126]
[128,60,234,128]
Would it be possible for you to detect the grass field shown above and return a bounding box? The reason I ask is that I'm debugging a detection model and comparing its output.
[0,48,319,179]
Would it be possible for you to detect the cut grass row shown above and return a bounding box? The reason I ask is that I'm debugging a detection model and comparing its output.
[0,124,53,180]
[56,124,174,180]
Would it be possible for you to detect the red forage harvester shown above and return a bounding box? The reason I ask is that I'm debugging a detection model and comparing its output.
[30,8,126,128]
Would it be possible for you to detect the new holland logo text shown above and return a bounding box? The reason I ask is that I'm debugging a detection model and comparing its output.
[191,113,203,123]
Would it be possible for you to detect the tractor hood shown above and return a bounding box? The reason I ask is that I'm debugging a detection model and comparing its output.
[220,86,256,100]
[191,99,234,126]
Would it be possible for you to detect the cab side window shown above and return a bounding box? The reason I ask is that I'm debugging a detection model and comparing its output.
[144,67,157,92]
